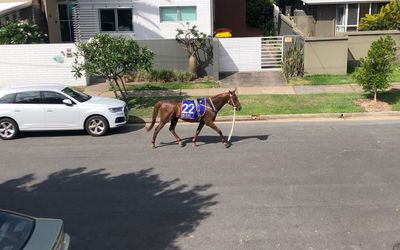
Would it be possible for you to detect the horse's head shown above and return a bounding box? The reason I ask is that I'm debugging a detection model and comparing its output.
[228,88,242,111]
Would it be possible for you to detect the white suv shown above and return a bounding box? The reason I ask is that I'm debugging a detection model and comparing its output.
[0,84,128,139]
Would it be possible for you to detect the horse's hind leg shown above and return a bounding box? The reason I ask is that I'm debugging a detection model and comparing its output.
[206,121,231,148]
[192,121,205,147]
[151,121,166,148]
[169,117,183,147]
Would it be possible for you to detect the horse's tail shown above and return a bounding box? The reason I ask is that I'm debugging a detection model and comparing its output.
[146,101,162,132]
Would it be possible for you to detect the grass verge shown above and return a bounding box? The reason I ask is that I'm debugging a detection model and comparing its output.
[125,81,219,91]
[289,65,400,86]
[128,93,367,118]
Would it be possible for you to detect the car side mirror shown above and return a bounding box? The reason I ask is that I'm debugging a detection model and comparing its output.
[62,99,73,106]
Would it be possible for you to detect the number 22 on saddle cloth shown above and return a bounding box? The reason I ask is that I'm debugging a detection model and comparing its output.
[180,97,207,120]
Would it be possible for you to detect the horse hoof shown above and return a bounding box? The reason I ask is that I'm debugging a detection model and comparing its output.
[178,141,185,147]
[192,143,197,147]
[224,142,232,148]
[151,144,156,149]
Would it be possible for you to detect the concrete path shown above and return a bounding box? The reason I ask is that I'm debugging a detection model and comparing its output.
[219,71,287,87]
[84,82,400,97]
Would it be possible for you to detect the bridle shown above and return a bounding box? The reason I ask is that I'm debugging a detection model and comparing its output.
[205,92,238,113]
[228,93,237,110]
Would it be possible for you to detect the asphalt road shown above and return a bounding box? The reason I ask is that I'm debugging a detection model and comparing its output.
[1,119,400,250]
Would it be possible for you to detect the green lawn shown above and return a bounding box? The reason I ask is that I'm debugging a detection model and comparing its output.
[289,74,355,85]
[392,65,400,82]
[126,81,219,91]
[289,65,400,86]
[128,93,367,118]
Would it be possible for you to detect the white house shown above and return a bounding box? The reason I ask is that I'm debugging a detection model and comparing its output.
[73,0,214,41]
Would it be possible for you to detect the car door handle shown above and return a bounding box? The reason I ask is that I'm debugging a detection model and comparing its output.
[14,109,21,112]
[46,109,54,112]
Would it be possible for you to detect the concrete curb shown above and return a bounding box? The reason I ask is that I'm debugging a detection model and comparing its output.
[128,111,400,124]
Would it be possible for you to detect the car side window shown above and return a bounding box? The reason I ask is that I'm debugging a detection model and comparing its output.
[42,91,69,104]
[15,91,41,104]
[0,93,15,104]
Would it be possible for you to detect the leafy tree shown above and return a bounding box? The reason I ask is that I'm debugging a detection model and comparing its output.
[353,36,397,102]
[176,24,209,77]
[0,21,46,44]
[246,0,275,36]
[73,34,154,100]
[359,0,400,31]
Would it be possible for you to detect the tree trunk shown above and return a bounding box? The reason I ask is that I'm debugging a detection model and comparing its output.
[374,89,377,102]
[118,75,128,95]
[107,79,119,98]
[188,54,197,77]
[114,77,127,101]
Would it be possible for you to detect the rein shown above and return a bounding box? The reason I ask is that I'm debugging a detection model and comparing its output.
[208,97,217,112]
[201,93,237,142]
[227,94,236,142]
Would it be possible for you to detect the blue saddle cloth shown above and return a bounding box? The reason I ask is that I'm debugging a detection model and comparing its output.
[181,98,206,120]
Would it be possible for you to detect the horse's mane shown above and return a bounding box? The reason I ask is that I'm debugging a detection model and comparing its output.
[212,92,230,99]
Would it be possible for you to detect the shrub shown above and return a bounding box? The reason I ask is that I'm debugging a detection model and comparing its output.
[175,71,194,82]
[129,69,194,83]
[246,0,275,36]
[283,43,304,78]
[353,36,397,101]
[73,34,154,100]
[359,0,400,31]
[0,21,46,44]
[133,69,151,82]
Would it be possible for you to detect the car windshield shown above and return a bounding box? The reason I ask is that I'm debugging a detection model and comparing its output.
[0,211,35,250]
[62,87,91,102]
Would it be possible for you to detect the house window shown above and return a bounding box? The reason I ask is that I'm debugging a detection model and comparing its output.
[99,9,133,32]
[58,3,76,42]
[371,3,386,14]
[160,6,197,22]
[335,3,386,33]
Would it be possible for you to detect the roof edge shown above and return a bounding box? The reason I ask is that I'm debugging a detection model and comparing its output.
[0,0,32,16]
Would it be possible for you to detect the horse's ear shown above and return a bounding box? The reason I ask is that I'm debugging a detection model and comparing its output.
[230,88,237,94]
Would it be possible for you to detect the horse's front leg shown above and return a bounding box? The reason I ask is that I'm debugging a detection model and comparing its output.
[192,121,205,147]
[206,121,231,148]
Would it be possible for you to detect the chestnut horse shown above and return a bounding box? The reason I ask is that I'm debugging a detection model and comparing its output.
[146,89,242,148]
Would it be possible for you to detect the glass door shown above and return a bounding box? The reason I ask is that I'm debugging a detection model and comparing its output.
[336,4,346,32]
[58,2,76,42]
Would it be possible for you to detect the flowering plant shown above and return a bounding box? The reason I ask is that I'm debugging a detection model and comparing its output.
[0,21,46,44]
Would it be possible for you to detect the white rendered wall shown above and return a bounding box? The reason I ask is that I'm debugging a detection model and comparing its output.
[0,44,86,88]
[219,38,262,72]
[75,0,213,41]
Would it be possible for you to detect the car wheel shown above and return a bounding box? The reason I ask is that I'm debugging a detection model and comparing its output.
[85,115,109,137]
[0,118,19,140]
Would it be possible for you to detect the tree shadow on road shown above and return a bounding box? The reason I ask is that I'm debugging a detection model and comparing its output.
[0,168,217,250]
